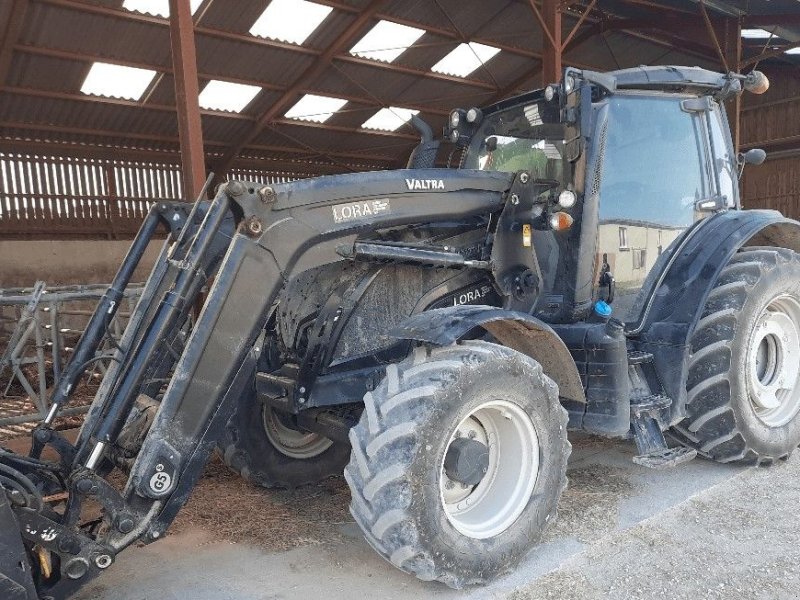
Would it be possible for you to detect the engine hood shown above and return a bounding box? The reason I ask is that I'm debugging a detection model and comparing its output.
[271,168,514,210]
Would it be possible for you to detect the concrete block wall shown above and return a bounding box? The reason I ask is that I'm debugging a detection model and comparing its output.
[0,239,162,289]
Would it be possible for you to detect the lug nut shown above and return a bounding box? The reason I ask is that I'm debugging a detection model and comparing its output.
[245,217,263,237]
[259,186,276,203]
[95,554,113,569]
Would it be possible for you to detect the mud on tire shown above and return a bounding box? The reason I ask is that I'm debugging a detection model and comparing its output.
[671,247,800,464]
[344,341,570,588]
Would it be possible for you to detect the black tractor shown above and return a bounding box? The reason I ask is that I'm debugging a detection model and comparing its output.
[2,65,798,599]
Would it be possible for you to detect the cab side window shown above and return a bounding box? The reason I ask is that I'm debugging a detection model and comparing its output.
[708,104,737,207]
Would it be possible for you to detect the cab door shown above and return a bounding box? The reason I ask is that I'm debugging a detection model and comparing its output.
[593,93,714,323]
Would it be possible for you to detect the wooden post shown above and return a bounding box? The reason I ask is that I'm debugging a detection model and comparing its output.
[168,0,206,200]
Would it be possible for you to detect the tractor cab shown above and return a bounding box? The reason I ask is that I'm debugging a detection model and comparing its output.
[452,66,765,324]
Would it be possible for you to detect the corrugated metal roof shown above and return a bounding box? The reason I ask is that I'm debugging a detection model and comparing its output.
[1,0,797,178]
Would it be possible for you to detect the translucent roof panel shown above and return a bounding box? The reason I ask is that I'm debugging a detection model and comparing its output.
[350,20,426,63]
[431,42,500,78]
[80,62,158,101]
[122,0,203,18]
[285,94,348,123]
[249,0,333,45]
[199,80,262,113]
[741,28,776,39]
[362,107,419,131]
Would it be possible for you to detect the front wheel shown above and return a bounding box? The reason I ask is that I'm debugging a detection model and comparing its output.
[672,247,800,464]
[344,341,569,588]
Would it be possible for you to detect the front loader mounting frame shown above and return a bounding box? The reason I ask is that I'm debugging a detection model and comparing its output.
[0,167,545,598]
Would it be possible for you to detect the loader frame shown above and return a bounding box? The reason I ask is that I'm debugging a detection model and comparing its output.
[1,166,564,598]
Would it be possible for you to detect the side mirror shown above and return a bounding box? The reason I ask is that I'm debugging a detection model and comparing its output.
[742,148,767,166]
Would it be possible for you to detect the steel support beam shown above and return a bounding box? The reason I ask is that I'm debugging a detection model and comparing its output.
[168,0,206,200]
[13,44,450,118]
[720,17,741,152]
[0,0,28,84]
[540,0,562,85]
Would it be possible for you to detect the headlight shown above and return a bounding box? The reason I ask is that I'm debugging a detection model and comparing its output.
[558,190,577,208]
[449,110,462,128]
[544,85,557,102]
[564,74,576,94]
[449,129,460,143]
[466,107,482,123]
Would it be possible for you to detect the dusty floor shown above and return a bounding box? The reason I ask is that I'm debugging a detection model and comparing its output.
[67,432,800,600]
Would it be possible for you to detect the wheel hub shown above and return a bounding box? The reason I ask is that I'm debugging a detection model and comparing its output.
[262,407,333,459]
[747,295,800,427]
[444,437,490,486]
[439,400,539,540]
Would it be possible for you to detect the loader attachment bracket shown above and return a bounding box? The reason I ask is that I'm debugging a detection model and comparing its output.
[0,493,37,600]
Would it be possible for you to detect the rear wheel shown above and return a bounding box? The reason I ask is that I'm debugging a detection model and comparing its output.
[222,401,350,489]
[344,341,569,588]
[671,247,800,464]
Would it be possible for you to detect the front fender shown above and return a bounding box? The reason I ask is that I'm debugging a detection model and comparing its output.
[392,305,585,403]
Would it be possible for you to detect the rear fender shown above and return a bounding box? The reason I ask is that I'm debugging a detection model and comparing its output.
[635,210,800,423]
[392,305,585,403]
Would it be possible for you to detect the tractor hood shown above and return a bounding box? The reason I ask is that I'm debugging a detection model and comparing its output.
[271,168,514,210]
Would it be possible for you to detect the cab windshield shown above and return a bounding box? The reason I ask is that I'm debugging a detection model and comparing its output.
[462,99,569,188]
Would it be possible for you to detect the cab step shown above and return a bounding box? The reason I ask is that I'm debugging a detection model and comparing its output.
[627,350,654,365]
[630,395,696,469]
[633,446,698,470]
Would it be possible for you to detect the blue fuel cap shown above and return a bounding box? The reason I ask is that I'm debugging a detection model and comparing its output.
[594,300,612,318]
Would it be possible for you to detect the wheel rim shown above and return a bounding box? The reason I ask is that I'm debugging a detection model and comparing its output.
[746,294,800,428]
[439,399,539,540]
[262,406,333,459]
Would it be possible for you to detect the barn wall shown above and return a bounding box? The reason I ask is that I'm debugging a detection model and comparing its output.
[741,66,800,218]
[0,239,161,289]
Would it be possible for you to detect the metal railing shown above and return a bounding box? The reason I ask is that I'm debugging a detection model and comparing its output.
[0,282,143,432]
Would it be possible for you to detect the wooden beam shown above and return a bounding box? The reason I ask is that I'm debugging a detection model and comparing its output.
[169,0,206,199]
[0,0,28,84]
[213,0,390,177]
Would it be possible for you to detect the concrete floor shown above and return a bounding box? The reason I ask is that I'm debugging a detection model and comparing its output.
[73,434,800,600]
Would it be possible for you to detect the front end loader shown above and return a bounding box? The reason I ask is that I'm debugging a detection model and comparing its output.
[2,65,800,598]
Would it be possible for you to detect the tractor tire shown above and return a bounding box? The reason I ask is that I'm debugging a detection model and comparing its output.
[671,247,800,464]
[222,400,351,489]
[344,341,569,588]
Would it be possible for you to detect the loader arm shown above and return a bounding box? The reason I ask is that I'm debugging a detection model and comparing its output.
[0,168,529,599]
